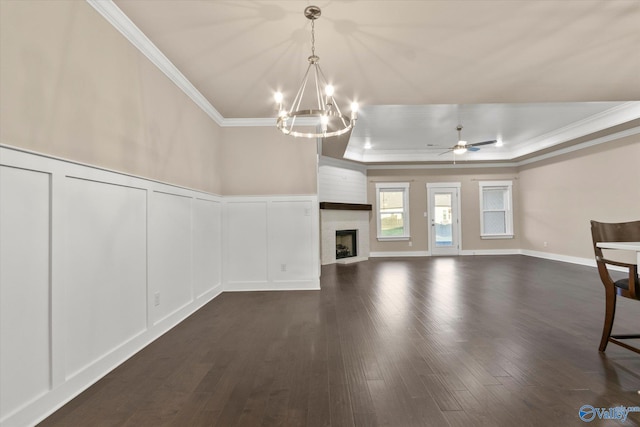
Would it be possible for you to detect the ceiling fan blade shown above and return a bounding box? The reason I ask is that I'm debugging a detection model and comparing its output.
[467,146,481,152]
[469,140,497,147]
[438,149,453,156]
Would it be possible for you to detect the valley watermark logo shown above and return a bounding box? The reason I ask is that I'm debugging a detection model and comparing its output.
[579,405,640,422]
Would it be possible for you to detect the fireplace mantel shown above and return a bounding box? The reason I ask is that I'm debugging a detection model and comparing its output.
[319,202,372,211]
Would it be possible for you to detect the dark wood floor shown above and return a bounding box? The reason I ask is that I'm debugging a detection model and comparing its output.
[40,256,640,426]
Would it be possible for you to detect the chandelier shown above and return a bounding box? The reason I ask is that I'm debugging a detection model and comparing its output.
[274,5,358,138]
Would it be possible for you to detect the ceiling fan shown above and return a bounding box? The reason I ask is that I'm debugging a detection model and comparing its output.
[440,125,497,155]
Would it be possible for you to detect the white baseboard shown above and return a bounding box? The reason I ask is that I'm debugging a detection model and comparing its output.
[460,249,521,256]
[224,279,320,292]
[335,256,369,265]
[369,248,628,273]
[370,251,431,258]
[370,250,518,257]
[520,249,595,267]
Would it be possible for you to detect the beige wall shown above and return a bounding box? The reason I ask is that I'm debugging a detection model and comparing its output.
[220,126,318,195]
[367,137,640,258]
[367,167,521,253]
[518,135,640,259]
[0,0,223,194]
[3,1,637,249]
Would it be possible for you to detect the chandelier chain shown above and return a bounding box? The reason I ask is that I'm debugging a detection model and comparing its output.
[310,19,315,58]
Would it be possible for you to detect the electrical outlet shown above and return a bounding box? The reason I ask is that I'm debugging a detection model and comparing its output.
[154,292,160,306]
[543,241,548,248]
[281,264,287,272]
[408,241,413,247]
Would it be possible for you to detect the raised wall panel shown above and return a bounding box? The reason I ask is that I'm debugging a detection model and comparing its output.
[193,198,222,297]
[149,191,193,323]
[226,202,268,286]
[0,147,225,427]
[269,200,315,281]
[0,166,51,420]
[63,177,147,379]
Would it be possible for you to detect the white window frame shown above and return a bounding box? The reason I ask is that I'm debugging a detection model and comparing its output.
[376,182,410,241]
[479,180,514,239]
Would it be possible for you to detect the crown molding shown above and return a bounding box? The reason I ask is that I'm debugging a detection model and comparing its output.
[509,101,640,158]
[364,126,640,170]
[219,118,275,127]
[349,102,640,165]
[85,1,309,129]
[319,155,367,172]
[86,0,225,125]
[515,125,640,167]
[345,146,514,163]
[366,162,519,170]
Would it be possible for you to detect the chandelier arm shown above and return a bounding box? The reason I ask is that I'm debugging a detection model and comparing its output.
[339,113,350,129]
[315,63,331,111]
[292,78,308,115]
[315,62,330,87]
[290,62,314,115]
[288,113,297,133]
[313,64,325,111]
[325,79,349,129]
[331,97,349,129]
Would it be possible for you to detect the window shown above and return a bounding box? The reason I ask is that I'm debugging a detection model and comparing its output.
[376,182,410,240]
[479,181,513,239]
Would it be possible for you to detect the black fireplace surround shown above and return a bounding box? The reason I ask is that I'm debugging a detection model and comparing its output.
[336,229,357,259]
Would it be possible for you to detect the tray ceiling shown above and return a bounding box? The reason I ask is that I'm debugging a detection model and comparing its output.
[104,0,640,163]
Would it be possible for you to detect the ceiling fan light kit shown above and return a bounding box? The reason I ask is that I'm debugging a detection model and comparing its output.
[443,125,497,156]
[274,6,358,138]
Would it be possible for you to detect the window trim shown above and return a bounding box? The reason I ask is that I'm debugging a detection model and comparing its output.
[375,182,410,241]
[479,180,514,239]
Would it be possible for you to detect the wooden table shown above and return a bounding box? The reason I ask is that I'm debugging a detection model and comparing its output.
[597,241,640,266]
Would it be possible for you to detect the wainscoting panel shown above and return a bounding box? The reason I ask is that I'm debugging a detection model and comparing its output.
[149,191,194,324]
[0,146,316,426]
[224,196,320,291]
[193,198,223,298]
[225,201,269,287]
[0,146,223,427]
[63,177,148,379]
[269,200,317,284]
[0,166,52,420]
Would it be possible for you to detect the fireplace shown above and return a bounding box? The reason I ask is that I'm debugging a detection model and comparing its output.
[336,229,357,259]
[320,203,370,265]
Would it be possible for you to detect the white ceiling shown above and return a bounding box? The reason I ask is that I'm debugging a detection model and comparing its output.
[104,0,640,163]
[347,102,638,163]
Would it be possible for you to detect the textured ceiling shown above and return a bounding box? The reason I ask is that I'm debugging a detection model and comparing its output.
[112,0,640,162]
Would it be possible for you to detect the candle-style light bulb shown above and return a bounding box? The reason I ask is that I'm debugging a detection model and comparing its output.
[325,85,334,97]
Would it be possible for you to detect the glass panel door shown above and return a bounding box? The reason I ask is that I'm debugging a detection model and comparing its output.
[434,193,453,247]
[427,184,460,256]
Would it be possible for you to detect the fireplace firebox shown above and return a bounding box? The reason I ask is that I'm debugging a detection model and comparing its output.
[336,229,357,259]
